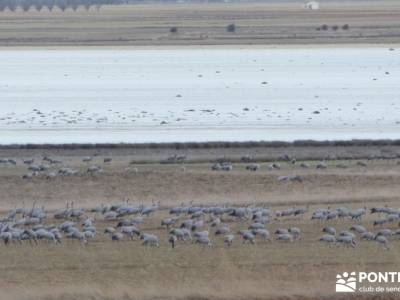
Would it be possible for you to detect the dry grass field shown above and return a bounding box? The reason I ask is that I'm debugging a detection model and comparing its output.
[1,144,400,299]
[0,0,400,46]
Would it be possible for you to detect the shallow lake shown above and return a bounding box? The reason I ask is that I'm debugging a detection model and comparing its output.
[0,47,399,144]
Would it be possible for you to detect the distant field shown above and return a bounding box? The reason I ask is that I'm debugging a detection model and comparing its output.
[0,1,400,46]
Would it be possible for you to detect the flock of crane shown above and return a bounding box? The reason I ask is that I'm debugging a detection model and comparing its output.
[0,200,399,250]
[1,151,397,182]
[0,155,107,179]
[1,153,399,250]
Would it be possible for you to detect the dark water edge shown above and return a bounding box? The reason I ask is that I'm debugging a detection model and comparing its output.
[1,139,400,150]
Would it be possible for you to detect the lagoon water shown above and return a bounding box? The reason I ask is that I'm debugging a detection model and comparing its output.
[0,47,399,144]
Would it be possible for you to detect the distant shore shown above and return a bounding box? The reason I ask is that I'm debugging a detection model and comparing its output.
[1,139,400,167]
[0,43,398,50]
[1,2,399,47]
[1,139,400,150]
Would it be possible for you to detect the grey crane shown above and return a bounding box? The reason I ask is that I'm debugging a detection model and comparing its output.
[215,226,230,235]
[252,229,271,241]
[360,232,375,241]
[169,235,177,248]
[322,226,336,236]
[276,233,293,242]
[169,228,191,241]
[375,235,389,250]
[111,232,124,241]
[161,217,178,230]
[319,234,336,244]
[336,236,356,248]
[288,227,301,239]
[224,234,234,247]
[120,226,140,239]
[350,225,367,234]
[195,235,212,247]
[141,233,159,247]
[240,231,256,244]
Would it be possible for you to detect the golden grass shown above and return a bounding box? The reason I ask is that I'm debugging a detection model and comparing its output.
[1,146,400,299]
[2,205,400,299]
[1,156,400,210]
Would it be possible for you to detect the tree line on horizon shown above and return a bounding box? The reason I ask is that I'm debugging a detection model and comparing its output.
[0,0,131,12]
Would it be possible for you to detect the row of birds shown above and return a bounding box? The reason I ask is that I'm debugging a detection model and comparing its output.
[211,160,372,172]
[1,151,399,170]
[2,153,396,181]
[2,103,388,128]
[0,156,109,179]
[0,201,399,250]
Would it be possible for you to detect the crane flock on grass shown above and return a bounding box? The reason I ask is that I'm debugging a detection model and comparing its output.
[0,151,395,182]
[0,200,399,251]
[1,153,400,251]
